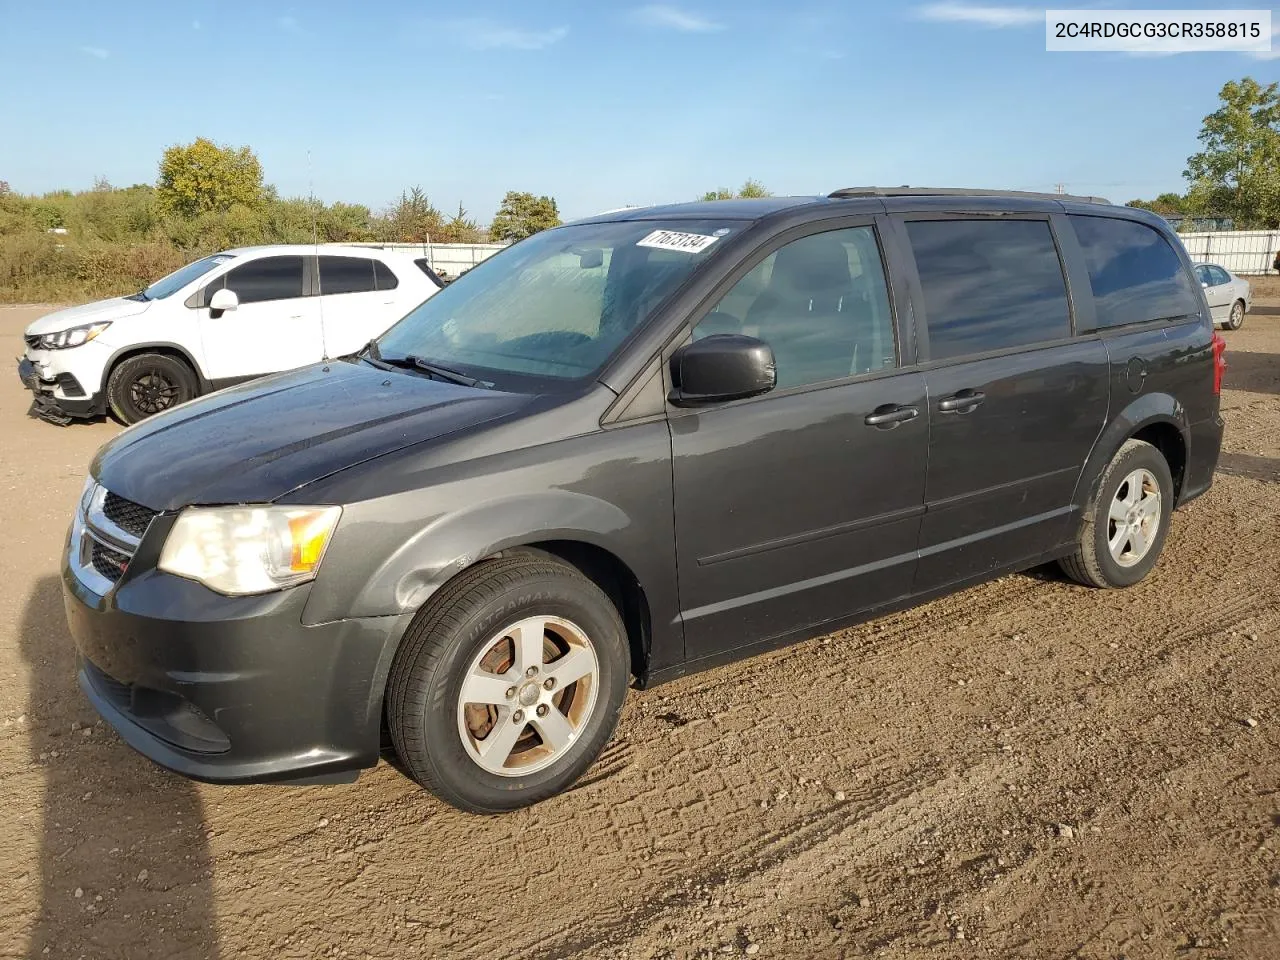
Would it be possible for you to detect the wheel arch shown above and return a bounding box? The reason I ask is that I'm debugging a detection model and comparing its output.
[1074,393,1190,513]
[311,491,667,683]
[101,342,209,395]
[490,540,653,682]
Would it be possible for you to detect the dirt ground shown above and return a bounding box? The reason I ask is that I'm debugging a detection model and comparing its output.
[0,285,1277,960]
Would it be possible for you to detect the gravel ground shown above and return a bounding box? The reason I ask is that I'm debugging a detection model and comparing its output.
[0,290,1277,960]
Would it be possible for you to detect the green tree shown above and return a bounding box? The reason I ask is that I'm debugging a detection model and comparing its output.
[488,191,560,242]
[380,187,446,242]
[701,179,773,201]
[439,203,482,243]
[1125,192,1189,217]
[1183,77,1280,229]
[156,138,266,219]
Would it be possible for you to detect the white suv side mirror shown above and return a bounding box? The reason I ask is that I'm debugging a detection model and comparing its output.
[208,288,240,314]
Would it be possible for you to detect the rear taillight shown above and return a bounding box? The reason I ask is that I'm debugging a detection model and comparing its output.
[1211,331,1227,395]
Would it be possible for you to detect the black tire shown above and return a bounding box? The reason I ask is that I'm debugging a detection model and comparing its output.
[387,557,629,813]
[1058,439,1174,588]
[1226,299,1246,331]
[106,353,198,425]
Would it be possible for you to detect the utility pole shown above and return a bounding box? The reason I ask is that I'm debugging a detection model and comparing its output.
[1054,182,1066,195]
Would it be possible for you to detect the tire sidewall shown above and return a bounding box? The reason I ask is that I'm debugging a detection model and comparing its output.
[417,573,628,812]
[108,354,196,424]
[1090,443,1174,587]
[1228,301,1245,330]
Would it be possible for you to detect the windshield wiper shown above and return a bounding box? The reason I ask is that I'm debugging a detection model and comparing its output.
[349,339,390,368]
[125,289,150,302]
[381,354,492,389]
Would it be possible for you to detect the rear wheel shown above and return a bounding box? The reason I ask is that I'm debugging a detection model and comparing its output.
[387,557,629,813]
[1226,299,1246,330]
[1059,439,1174,588]
[106,353,198,425]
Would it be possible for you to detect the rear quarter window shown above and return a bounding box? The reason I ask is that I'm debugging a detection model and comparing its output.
[373,260,399,290]
[1069,215,1197,328]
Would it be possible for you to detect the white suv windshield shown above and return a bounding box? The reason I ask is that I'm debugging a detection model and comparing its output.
[140,253,235,301]
[376,219,735,387]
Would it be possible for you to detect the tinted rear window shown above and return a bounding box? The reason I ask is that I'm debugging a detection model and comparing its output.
[906,219,1071,361]
[319,256,377,295]
[1069,215,1197,328]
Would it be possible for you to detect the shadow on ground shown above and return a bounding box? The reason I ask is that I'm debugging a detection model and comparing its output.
[1217,452,1280,483]
[1223,350,1280,396]
[21,575,219,959]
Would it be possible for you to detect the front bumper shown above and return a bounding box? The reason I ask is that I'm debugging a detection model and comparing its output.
[18,356,102,423]
[62,537,409,784]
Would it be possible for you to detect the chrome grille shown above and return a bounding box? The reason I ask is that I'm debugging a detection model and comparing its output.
[102,492,157,540]
[70,483,153,594]
[90,541,131,582]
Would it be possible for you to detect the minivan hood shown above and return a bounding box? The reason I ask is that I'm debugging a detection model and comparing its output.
[92,362,532,511]
[25,297,150,334]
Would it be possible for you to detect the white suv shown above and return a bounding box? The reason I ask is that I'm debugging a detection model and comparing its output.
[17,245,439,424]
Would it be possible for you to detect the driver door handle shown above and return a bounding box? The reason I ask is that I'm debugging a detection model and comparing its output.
[864,404,920,428]
[937,389,985,413]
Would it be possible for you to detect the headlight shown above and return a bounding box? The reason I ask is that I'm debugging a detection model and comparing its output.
[158,505,341,596]
[38,321,112,350]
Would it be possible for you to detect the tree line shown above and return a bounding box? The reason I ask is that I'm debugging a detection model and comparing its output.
[1126,77,1279,229]
[0,137,564,301]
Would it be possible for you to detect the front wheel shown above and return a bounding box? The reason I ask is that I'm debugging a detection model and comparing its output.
[105,353,198,425]
[1226,299,1246,330]
[387,557,629,813]
[1058,439,1174,588]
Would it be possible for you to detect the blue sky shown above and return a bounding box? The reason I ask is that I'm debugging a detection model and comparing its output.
[0,1,1275,221]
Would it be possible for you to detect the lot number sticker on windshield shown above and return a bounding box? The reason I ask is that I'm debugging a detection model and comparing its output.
[637,230,719,254]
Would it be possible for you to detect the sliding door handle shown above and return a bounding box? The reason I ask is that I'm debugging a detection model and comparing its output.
[937,389,985,413]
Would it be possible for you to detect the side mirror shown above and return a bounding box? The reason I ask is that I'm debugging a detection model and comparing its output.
[669,334,776,406]
[208,288,239,317]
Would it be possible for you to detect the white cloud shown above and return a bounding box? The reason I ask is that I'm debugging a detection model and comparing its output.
[629,5,724,33]
[278,15,302,34]
[915,3,1042,28]
[448,19,569,50]
[79,45,109,59]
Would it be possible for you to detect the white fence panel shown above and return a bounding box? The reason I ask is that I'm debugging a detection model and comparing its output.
[1175,230,1280,275]
[334,242,509,277]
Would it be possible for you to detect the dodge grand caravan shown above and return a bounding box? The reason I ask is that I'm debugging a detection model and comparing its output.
[63,188,1225,813]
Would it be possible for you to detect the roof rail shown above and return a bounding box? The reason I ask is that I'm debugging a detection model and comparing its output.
[828,186,1111,205]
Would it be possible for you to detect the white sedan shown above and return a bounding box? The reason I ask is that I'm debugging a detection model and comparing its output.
[1194,262,1252,330]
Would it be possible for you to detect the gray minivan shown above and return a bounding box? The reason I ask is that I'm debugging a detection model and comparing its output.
[63,188,1226,812]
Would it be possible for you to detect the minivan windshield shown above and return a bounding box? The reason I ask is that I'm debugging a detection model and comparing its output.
[375,219,735,388]
[138,253,236,301]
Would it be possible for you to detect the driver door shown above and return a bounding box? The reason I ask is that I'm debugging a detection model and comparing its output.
[198,255,323,384]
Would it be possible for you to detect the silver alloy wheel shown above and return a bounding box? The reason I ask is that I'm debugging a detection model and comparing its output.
[1229,301,1244,329]
[1107,467,1162,567]
[456,616,600,777]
